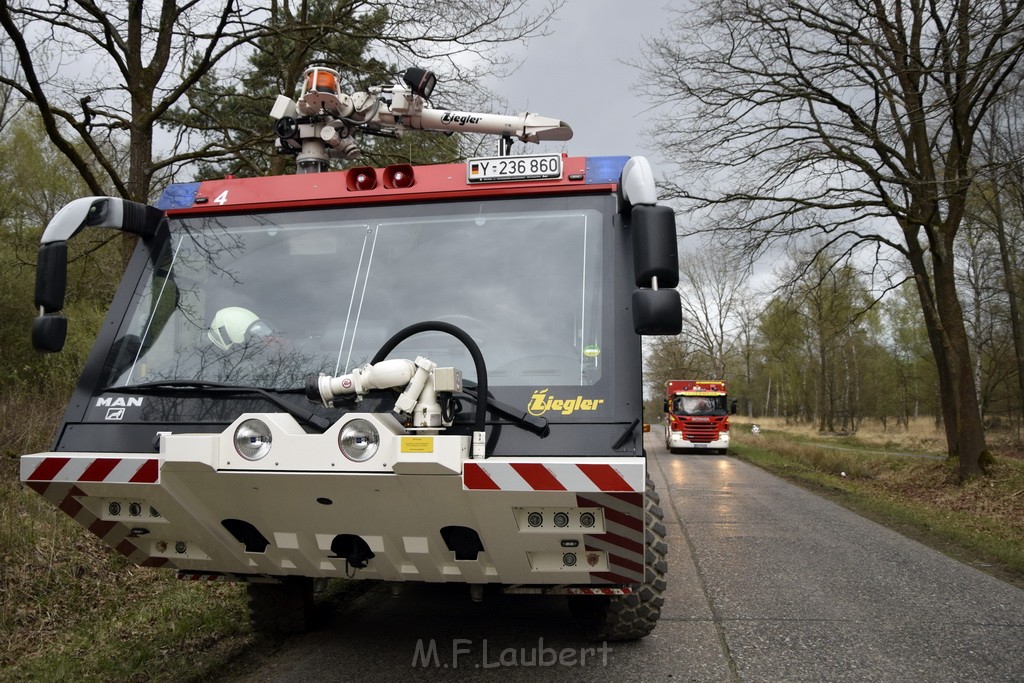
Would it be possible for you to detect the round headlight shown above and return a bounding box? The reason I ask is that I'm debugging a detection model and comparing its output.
[339,419,379,462]
[234,419,272,460]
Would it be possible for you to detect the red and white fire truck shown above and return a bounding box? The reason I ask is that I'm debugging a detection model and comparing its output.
[23,66,682,640]
[664,380,734,454]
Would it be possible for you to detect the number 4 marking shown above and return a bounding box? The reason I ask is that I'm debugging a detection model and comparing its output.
[213,190,229,205]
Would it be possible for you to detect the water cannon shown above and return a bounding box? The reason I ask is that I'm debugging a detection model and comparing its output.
[270,66,572,173]
[306,356,463,430]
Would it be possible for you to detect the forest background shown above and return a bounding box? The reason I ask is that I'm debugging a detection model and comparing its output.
[2,0,1024,485]
[2,1,1024,674]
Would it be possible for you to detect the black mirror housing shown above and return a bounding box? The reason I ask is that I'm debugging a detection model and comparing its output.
[35,242,68,313]
[32,314,67,353]
[632,205,679,288]
[632,288,682,335]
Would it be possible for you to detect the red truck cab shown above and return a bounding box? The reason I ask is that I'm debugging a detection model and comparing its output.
[664,380,732,454]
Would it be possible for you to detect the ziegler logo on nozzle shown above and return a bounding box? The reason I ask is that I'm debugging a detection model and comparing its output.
[439,111,483,126]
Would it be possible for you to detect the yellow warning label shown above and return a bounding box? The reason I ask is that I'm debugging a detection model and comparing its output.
[401,437,434,453]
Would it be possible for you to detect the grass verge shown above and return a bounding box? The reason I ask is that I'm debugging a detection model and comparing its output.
[0,389,257,681]
[0,452,255,682]
[729,421,1024,589]
[1,388,367,682]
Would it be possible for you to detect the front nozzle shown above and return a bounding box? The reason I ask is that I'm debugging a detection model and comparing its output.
[305,373,326,403]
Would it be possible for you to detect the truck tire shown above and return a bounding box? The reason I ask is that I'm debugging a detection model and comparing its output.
[567,476,667,641]
[247,576,315,633]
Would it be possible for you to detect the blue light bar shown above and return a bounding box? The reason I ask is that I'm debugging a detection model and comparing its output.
[585,156,630,184]
[155,182,201,210]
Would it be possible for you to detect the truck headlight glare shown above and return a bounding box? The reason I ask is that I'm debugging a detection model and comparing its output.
[234,419,272,460]
[339,419,379,462]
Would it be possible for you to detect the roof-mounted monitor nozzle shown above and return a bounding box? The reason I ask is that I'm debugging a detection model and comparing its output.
[270,66,573,173]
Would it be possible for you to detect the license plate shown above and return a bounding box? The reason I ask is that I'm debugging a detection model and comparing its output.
[467,154,562,183]
[692,443,708,448]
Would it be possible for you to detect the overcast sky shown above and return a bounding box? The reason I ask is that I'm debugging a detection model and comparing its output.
[483,0,673,162]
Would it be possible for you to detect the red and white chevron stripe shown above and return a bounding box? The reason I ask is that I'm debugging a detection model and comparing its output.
[20,455,168,569]
[462,461,643,492]
[19,478,171,570]
[21,455,159,484]
[578,491,646,585]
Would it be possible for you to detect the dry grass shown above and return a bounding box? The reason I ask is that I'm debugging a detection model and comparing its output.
[870,458,1024,538]
[742,415,948,451]
[741,415,1024,458]
[0,390,251,679]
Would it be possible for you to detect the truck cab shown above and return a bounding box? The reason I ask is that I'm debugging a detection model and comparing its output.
[664,380,733,454]
[23,67,682,641]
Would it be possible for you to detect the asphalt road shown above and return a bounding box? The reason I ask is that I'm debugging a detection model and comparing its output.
[222,432,1024,681]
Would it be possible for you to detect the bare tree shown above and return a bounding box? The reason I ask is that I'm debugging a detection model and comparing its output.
[973,92,1024,430]
[639,0,1024,479]
[955,214,1005,419]
[0,80,23,135]
[1,1,261,202]
[757,291,812,421]
[0,0,560,205]
[676,248,750,378]
[734,290,763,418]
[643,335,703,400]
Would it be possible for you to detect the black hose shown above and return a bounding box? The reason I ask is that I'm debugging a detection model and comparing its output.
[370,321,488,438]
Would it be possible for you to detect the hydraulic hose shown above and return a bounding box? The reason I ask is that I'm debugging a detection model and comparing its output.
[371,321,488,440]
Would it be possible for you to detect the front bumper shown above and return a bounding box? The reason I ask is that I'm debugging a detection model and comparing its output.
[22,412,647,587]
[665,428,729,451]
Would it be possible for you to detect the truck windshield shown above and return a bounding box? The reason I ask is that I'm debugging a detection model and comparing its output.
[102,196,605,391]
[672,395,728,416]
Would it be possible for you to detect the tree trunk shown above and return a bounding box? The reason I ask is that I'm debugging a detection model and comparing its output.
[817,336,827,432]
[990,195,1024,433]
[117,118,154,265]
[912,252,989,480]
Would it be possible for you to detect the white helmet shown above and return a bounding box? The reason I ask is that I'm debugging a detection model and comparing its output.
[207,307,276,351]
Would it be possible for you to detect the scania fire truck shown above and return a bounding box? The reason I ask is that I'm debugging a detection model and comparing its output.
[23,66,682,640]
[664,380,733,454]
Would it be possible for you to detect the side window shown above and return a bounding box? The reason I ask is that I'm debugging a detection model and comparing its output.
[104,241,182,384]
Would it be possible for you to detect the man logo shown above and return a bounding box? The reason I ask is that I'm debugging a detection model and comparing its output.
[105,407,126,421]
[96,397,143,408]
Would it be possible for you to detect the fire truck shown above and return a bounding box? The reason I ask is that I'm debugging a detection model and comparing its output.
[664,380,733,454]
[23,67,681,640]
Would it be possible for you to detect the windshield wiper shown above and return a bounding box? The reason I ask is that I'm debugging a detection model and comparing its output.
[460,381,549,438]
[103,380,331,431]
